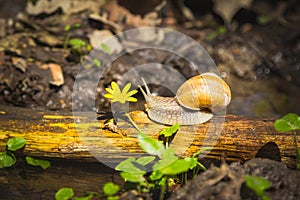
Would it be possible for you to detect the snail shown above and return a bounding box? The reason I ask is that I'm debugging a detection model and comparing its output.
[139,72,231,125]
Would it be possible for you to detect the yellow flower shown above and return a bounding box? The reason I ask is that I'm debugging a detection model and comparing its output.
[104,82,138,104]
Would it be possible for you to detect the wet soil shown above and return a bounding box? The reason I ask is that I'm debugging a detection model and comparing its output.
[169,158,300,200]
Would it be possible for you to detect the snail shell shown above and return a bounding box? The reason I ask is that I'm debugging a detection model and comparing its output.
[139,72,231,125]
[176,72,231,111]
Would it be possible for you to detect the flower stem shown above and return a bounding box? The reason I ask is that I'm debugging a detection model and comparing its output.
[123,107,143,133]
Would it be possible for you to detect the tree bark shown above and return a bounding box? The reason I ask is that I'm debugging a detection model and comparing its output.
[0,106,298,167]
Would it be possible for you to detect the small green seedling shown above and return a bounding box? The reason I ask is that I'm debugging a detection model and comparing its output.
[207,26,227,41]
[67,38,92,60]
[100,43,111,54]
[64,24,71,32]
[93,58,102,68]
[69,38,86,50]
[0,137,25,168]
[7,137,26,151]
[115,132,195,198]
[63,23,82,48]
[0,137,50,169]
[274,113,300,169]
[55,188,74,200]
[257,15,272,25]
[160,123,180,148]
[55,182,120,200]
[245,175,271,200]
[0,151,16,168]
[103,182,120,196]
[25,156,51,170]
[274,113,300,131]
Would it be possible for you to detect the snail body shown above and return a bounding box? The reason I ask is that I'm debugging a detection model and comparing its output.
[139,72,231,125]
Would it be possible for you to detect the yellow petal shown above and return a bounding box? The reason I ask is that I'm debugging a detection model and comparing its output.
[126,89,138,97]
[105,88,113,94]
[104,94,113,99]
[127,97,137,102]
[111,82,121,93]
[122,83,131,95]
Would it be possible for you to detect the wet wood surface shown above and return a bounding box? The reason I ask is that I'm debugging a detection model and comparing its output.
[0,106,299,168]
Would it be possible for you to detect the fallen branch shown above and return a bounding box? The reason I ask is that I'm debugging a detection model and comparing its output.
[0,106,298,167]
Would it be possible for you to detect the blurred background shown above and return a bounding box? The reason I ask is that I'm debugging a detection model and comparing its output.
[0,0,299,118]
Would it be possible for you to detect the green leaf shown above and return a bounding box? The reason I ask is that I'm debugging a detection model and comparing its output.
[138,132,165,156]
[55,188,74,200]
[149,170,163,181]
[274,113,300,132]
[152,149,178,171]
[120,172,145,183]
[184,157,198,169]
[101,43,111,54]
[158,176,167,186]
[7,137,26,151]
[0,151,16,168]
[160,124,180,137]
[93,58,101,68]
[69,38,86,49]
[207,26,227,40]
[217,26,227,34]
[297,148,300,170]
[64,24,71,31]
[262,195,271,200]
[107,196,119,200]
[115,158,146,174]
[74,23,81,28]
[159,159,193,175]
[245,175,270,196]
[136,156,156,166]
[103,182,119,196]
[257,15,272,25]
[26,156,51,169]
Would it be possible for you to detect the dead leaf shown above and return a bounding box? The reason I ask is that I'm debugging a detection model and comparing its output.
[102,0,162,28]
[0,18,6,38]
[178,0,194,21]
[34,32,63,47]
[12,57,27,72]
[213,0,253,25]
[0,33,35,55]
[0,51,5,65]
[40,63,64,86]
[89,14,122,34]
[26,0,105,15]
[88,30,122,54]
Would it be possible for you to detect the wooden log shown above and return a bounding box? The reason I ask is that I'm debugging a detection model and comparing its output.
[0,106,299,168]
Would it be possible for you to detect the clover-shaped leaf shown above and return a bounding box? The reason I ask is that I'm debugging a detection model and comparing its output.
[103,182,119,196]
[274,113,300,132]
